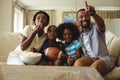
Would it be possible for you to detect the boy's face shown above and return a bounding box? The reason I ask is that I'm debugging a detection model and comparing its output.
[63,29,73,44]
[47,26,57,40]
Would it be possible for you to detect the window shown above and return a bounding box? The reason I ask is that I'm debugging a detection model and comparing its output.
[14,8,23,33]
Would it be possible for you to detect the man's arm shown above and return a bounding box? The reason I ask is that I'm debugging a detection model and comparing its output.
[92,13,106,32]
[85,0,105,32]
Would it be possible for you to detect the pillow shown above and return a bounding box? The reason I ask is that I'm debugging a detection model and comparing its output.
[105,31,116,45]
[0,32,20,62]
[107,36,120,66]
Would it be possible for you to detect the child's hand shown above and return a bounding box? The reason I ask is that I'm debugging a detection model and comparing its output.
[59,53,68,62]
[67,56,74,66]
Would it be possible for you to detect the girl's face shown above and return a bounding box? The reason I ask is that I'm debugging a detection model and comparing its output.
[47,26,57,40]
[35,13,48,29]
[63,29,73,44]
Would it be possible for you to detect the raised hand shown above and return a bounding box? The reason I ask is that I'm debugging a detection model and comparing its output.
[84,0,96,16]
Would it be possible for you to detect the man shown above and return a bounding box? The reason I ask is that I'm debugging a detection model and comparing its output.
[74,1,114,76]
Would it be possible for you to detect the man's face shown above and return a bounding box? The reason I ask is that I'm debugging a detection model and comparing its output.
[77,10,91,28]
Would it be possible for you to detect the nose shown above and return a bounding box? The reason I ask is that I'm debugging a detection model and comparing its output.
[39,18,42,22]
[82,16,87,21]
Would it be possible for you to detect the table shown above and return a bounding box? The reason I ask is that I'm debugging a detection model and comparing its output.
[0,65,104,80]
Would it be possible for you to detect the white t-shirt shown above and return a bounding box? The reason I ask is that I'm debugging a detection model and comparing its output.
[15,25,46,53]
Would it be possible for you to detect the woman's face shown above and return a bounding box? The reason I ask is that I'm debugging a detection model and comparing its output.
[35,13,48,29]
[63,29,73,44]
[47,26,57,40]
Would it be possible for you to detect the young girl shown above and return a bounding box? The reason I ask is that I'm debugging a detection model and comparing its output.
[58,22,83,66]
[39,25,67,66]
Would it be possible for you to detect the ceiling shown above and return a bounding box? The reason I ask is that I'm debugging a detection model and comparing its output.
[17,0,120,10]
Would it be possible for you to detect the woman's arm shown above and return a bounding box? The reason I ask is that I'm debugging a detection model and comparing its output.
[20,25,43,51]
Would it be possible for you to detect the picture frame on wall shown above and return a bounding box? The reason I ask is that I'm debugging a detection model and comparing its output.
[62,11,77,24]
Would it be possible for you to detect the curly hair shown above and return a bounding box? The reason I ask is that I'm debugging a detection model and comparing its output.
[33,10,50,26]
[58,22,80,40]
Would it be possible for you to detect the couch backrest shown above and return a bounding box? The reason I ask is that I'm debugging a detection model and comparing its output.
[0,31,20,62]
[105,31,120,66]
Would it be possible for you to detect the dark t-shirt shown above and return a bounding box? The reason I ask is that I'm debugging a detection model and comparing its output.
[39,38,65,62]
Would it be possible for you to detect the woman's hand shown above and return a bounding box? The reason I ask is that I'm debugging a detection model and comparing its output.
[30,47,37,52]
[33,23,43,34]
[33,23,44,36]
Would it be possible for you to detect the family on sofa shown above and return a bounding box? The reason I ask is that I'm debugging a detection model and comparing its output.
[7,1,115,78]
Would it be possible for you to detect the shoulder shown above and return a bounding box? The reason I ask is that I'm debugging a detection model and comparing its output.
[24,25,35,30]
[73,40,81,44]
[73,40,82,47]
[21,25,35,37]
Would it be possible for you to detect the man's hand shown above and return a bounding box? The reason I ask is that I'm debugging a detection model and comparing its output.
[84,0,96,16]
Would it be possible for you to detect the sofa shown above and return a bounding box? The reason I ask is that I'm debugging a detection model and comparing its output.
[0,31,120,80]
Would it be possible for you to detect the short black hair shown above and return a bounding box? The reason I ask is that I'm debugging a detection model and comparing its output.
[58,22,80,40]
[33,10,50,26]
[76,8,85,18]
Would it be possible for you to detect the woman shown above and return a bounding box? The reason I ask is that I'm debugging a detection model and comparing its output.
[7,11,50,65]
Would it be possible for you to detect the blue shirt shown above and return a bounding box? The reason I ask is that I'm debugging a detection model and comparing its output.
[65,40,82,59]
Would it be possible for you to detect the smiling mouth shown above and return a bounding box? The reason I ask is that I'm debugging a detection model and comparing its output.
[83,21,88,26]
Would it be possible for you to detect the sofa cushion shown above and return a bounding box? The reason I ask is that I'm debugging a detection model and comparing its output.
[105,31,120,66]
[104,67,120,80]
[0,31,20,62]
[105,31,116,45]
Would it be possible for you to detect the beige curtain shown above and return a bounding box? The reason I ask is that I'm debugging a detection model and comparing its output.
[96,10,120,19]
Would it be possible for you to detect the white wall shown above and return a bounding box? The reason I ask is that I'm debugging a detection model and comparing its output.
[0,0,14,32]
[105,19,120,37]
[0,0,120,33]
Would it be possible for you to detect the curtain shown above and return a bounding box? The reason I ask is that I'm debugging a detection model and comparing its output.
[96,10,120,19]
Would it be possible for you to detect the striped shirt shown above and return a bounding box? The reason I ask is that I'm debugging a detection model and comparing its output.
[65,40,82,59]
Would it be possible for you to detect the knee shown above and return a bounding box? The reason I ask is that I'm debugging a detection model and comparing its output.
[74,57,94,67]
[90,59,107,76]
[91,59,106,68]
[74,58,83,66]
